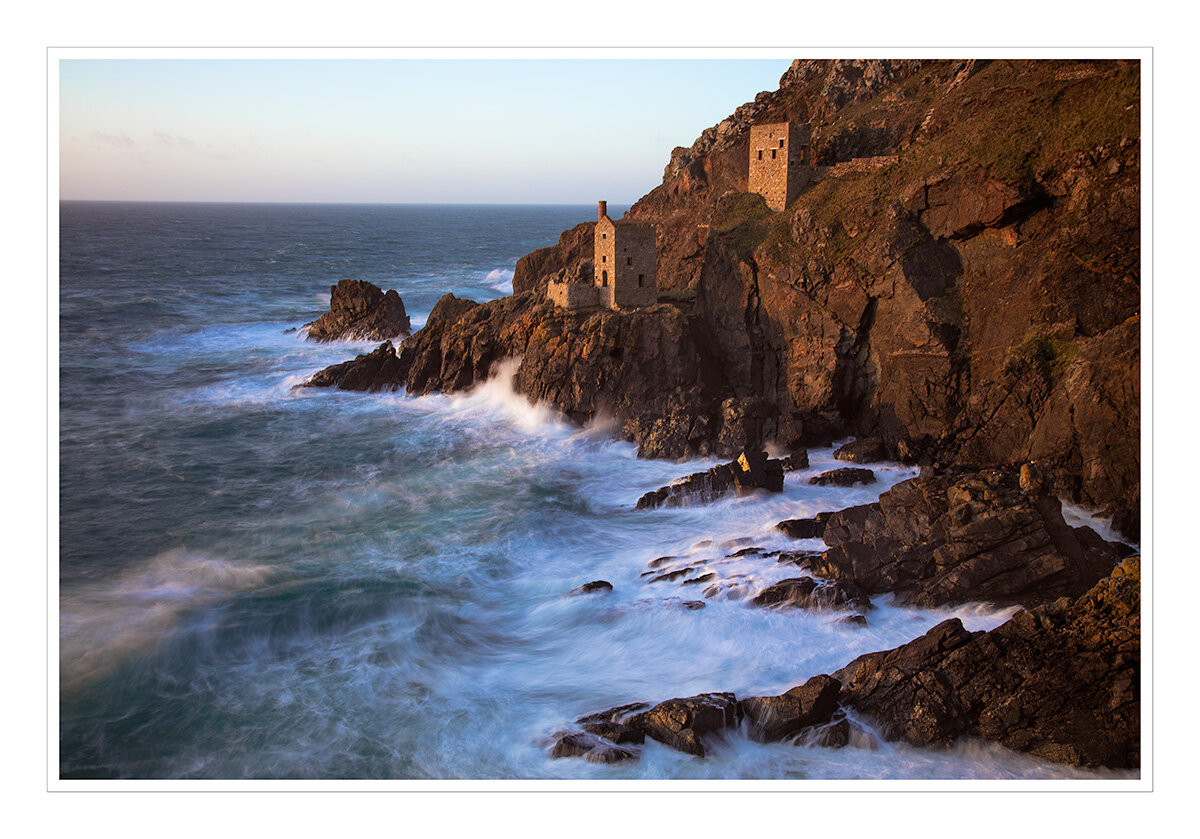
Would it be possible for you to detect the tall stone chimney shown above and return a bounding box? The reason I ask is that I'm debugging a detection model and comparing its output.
[598,200,608,220]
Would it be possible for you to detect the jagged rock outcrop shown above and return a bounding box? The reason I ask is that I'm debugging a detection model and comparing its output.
[740,675,842,742]
[308,60,1139,527]
[626,693,741,758]
[512,222,596,299]
[809,467,876,487]
[833,557,1140,768]
[775,513,832,539]
[635,449,784,509]
[810,467,1128,607]
[305,279,411,342]
[298,340,409,392]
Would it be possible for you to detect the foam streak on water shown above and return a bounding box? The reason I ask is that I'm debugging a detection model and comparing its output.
[58,202,1129,781]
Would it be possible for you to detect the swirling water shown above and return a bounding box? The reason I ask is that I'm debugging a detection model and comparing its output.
[58,201,1126,781]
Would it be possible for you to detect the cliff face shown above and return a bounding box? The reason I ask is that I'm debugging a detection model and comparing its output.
[347,59,1141,526]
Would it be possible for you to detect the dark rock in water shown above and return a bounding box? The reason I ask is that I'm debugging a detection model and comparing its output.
[775,551,820,567]
[578,721,645,745]
[775,512,834,539]
[833,438,887,464]
[679,600,706,610]
[727,547,763,557]
[647,568,690,583]
[809,468,877,487]
[740,675,842,742]
[646,556,679,569]
[781,450,809,471]
[627,692,741,757]
[750,576,872,613]
[804,718,852,748]
[549,731,639,764]
[635,450,785,509]
[305,279,411,342]
[577,702,651,726]
[836,614,869,628]
[831,557,1141,768]
[569,580,613,596]
[298,340,410,392]
[810,467,1127,607]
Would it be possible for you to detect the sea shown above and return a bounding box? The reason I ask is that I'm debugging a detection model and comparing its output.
[58,201,1131,781]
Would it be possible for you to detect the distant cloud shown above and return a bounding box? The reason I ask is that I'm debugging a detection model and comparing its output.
[153,131,195,149]
[93,130,135,148]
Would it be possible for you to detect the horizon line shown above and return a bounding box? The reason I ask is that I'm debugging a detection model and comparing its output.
[58,198,634,207]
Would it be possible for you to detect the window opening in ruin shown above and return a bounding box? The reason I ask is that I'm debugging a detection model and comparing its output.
[602,271,608,285]
[626,257,632,265]
[771,149,777,159]
[638,274,645,287]
[779,139,785,147]
[757,150,762,160]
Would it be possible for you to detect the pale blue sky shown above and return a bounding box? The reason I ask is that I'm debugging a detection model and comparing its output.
[59,59,791,204]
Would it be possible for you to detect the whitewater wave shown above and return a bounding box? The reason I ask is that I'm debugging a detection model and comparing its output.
[60,549,273,694]
[485,268,514,295]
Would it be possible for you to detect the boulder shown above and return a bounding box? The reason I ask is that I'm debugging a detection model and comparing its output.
[809,468,877,487]
[775,512,834,539]
[626,693,741,757]
[548,731,639,764]
[749,577,872,612]
[781,450,810,471]
[305,279,411,342]
[635,450,785,509]
[810,467,1126,607]
[740,675,842,742]
[833,438,887,464]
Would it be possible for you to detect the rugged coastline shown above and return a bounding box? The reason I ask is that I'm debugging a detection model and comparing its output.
[299,58,1141,772]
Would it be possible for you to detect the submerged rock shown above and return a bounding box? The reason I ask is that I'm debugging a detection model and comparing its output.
[809,468,877,487]
[810,467,1127,607]
[305,279,411,342]
[569,580,613,596]
[635,450,785,509]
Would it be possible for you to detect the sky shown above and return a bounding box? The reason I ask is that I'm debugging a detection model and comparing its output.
[58,58,791,204]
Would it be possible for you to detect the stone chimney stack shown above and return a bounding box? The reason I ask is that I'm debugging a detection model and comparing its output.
[598,200,608,220]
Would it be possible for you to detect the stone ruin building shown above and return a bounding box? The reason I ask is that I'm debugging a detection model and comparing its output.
[548,201,658,310]
[748,121,814,211]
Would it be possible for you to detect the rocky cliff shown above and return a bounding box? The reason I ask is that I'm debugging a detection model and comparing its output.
[316,58,1141,530]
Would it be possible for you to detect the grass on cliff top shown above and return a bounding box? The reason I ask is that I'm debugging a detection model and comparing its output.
[710,192,793,262]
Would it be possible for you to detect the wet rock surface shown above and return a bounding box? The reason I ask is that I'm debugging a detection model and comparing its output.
[750,576,872,613]
[809,468,877,487]
[775,513,833,539]
[305,279,411,342]
[626,693,741,757]
[569,580,613,596]
[833,438,887,464]
[740,675,842,742]
[832,557,1140,768]
[635,449,785,509]
[298,340,409,392]
[810,467,1126,607]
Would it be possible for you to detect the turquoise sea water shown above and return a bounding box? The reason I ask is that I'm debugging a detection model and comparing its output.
[58,202,1129,780]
